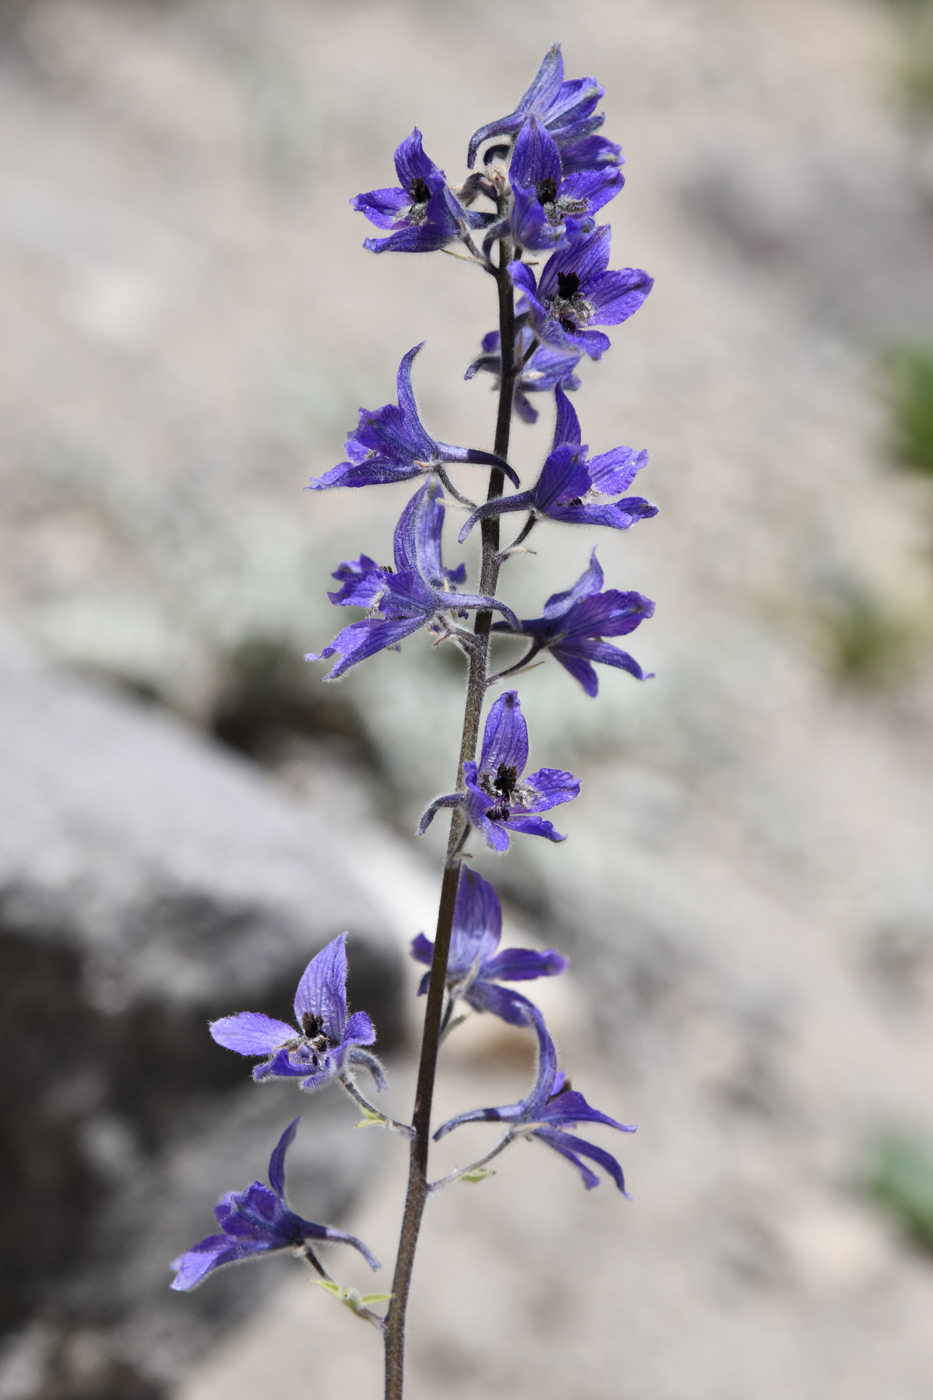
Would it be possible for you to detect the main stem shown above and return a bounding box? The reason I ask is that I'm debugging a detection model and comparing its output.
[383,237,516,1400]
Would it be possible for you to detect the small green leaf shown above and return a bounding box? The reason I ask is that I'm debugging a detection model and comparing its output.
[314,1280,391,1313]
[355,1105,388,1130]
[458,1166,495,1184]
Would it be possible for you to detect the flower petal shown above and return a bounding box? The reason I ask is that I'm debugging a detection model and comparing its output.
[267,1118,301,1200]
[466,43,565,167]
[534,1127,630,1195]
[533,445,591,513]
[292,1219,381,1271]
[350,186,411,229]
[294,933,348,1040]
[209,1013,295,1057]
[552,382,582,450]
[541,1089,636,1135]
[520,1006,561,1120]
[410,932,434,966]
[346,1047,388,1091]
[307,615,426,680]
[479,690,529,775]
[559,639,652,682]
[563,588,655,638]
[170,1235,275,1291]
[394,344,436,456]
[550,649,599,695]
[505,814,567,842]
[521,766,581,810]
[586,445,647,495]
[541,548,604,617]
[586,268,653,326]
[509,114,563,189]
[452,867,502,968]
[539,225,611,296]
[343,1009,376,1047]
[466,979,539,1026]
[393,128,440,188]
[482,947,568,981]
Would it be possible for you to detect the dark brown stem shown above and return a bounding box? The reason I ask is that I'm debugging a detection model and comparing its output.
[383,232,517,1400]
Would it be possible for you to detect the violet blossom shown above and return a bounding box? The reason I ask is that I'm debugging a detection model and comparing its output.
[308,483,519,680]
[467,44,620,174]
[492,549,655,696]
[458,384,656,541]
[419,690,579,851]
[170,1118,380,1290]
[435,1007,635,1193]
[510,225,652,360]
[309,344,517,491]
[507,116,623,252]
[353,129,486,254]
[465,325,581,425]
[210,933,385,1093]
[410,867,567,1026]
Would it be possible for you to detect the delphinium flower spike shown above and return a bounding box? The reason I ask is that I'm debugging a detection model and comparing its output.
[175,46,659,1400]
[308,482,520,680]
[435,1007,636,1193]
[458,384,656,543]
[308,344,518,491]
[492,549,655,695]
[170,1118,380,1291]
[419,689,579,850]
[210,933,386,1093]
[410,866,567,1026]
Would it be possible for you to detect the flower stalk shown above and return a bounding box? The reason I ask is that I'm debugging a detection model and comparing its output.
[382,232,517,1400]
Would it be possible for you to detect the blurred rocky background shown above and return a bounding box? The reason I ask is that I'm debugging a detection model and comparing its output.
[2,0,933,1397]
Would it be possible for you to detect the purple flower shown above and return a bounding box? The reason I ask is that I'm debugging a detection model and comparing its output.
[352,129,485,254]
[467,44,620,174]
[308,483,519,681]
[419,690,579,851]
[465,325,581,426]
[170,1118,379,1290]
[510,225,652,360]
[435,1007,635,1193]
[209,933,385,1093]
[507,116,623,252]
[492,550,655,696]
[308,345,517,491]
[458,384,656,541]
[410,867,567,1026]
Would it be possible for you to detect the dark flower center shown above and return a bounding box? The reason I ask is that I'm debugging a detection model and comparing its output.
[300,1012,334,1055]
[493,762,518,797]
[484,762,520,823]
[546,269,592,334]
[535,177,558,206]
[409,177,431,204]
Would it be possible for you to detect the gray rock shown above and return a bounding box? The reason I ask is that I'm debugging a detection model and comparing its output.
[0,635,404,1400]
